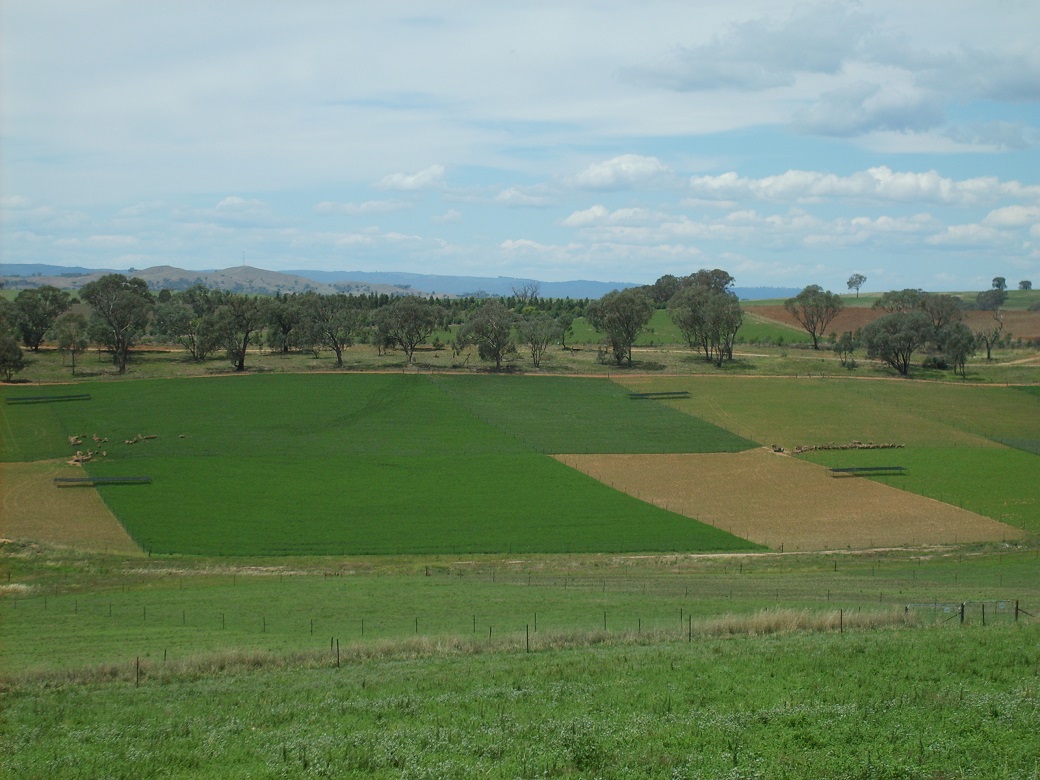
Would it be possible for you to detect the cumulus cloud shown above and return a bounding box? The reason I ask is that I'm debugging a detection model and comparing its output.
[982,205,1040,227]
[567,155,673,190]
[375,165,445,191]
[926,224,1005,247]
[687,167,1040,206]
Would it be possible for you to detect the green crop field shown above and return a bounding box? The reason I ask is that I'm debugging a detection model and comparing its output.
[0,375,757,556]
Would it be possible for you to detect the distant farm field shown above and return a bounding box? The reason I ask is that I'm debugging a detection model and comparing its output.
[0,375,757,556]
[616,375,1040,449]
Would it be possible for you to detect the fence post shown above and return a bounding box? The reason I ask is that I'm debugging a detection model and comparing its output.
[1015,600,1019,622]
[526,624,530,654]
[960,603,965,625]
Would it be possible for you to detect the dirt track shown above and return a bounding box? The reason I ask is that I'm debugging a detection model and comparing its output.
[554,449,1023,551]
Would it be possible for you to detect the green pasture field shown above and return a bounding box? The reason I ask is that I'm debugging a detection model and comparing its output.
[0,374,757,556]
[618,375,1040,449]
[4,544,1039,674]
[3,609,1038,778]
[802,446,1040,535]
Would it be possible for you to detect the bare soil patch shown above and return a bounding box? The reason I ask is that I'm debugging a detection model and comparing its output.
[554,449,1022,551]
[0,460,141,554]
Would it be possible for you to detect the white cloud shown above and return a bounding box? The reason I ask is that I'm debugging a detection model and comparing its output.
[793,82,944,137]
[567,155,673,191]
[315,200,411,216]
[982,205,1040,228]
[432,209,462,224]
[493,187,555,207]
[628,2,873,92]
[926,224,1004,247]
[562,205,609,227]
[54,234,138,248]
[375,165,445,191]
[688,167,1040,206]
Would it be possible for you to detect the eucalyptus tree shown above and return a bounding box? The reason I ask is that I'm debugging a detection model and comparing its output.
[861,310,934,376]
[13,286,72,351]
[374,296,444,364]
[586,288,653,367]
[784,285,844,350]
[48,312,90,375]
[518,311,562,368]
[79,274,154,373]
[460,299,518,369]
[300,292,366,367]
[668,284,743,367]
[847,273,867,298]
[216,292,271,372]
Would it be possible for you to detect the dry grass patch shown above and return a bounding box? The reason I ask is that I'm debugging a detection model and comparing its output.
[554,449,1022,551]
[0,460,141,554]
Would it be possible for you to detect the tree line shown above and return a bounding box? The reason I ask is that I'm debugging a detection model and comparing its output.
[0,269,1032,380]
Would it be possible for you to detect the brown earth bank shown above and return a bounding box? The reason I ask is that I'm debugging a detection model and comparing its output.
[0,460,141,554]
[752,305,1040,341]
[554,449,1023,551]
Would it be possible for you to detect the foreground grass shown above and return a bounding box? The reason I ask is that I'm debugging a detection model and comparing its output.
[3,622,1037,779]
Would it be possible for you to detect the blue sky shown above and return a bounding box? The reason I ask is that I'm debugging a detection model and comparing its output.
[3,1,1039,292]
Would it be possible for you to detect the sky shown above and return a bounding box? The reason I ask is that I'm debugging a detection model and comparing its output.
[3,1,1040,293]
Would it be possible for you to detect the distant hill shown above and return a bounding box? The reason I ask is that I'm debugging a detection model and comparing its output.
[288,270,637,299]
[1,263,798,301]
[0,264,414,297]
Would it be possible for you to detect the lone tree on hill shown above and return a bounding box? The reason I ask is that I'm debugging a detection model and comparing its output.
[992,277,1007,291]
[784,285,844,350]
[1019,280,1032,290]
[847,273,867,298]
[586,287,653,366]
